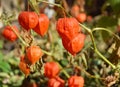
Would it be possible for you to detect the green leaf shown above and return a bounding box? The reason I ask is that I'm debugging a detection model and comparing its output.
[7,57,19,66]
[60,59,69,67]
[96,16,117,42]
[0,61,11,73]
[0,72,10,78]
[108,0,120,6]
[108,0,120,13]
[97,16,117,27]
[0,40,3,49]
[52,39,64,60]
[81,53,88,69]
[0,52,4,60]
[101,30,110,42]
[2,85,8,87]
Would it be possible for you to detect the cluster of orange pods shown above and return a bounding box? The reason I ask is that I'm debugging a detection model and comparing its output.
[2,9,85,86]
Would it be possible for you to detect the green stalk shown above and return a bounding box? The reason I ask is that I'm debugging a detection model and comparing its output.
[29,0,39,14]
[76,66,105,80]
[38,0,71,17]
[41,49,52,56]
[79,23,116,69]
[79,23,97,49]
[94,49,116,69]
[57,62,70,78]
[8,23,29,46]
[92,27,120,40]
[38,0,61,8]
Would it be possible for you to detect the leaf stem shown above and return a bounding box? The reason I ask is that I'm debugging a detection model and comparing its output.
[57,62,70,78]
[92,27,120,40]
[79,23,97,49]
[76,66,105,80]
[38,0,61,8]
[94,48,116,69]
[79,23,116,69]
[29,0,39,14]
[41,49,52,56]
[7,23,29,46]
[37,0,70,17]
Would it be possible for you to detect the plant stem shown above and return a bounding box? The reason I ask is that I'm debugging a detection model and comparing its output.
[79,23,97,49]
[29,0,39,14]
[57,62,70,78]
[38,0,70,17]
[94,48,116,69]
[7,23,29,46]
[41,49,52,56]
[79,23,116,69]
[92,27,119,69]
[92,28,120,40]
[76,66,105,80]
[38,0,61,8]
